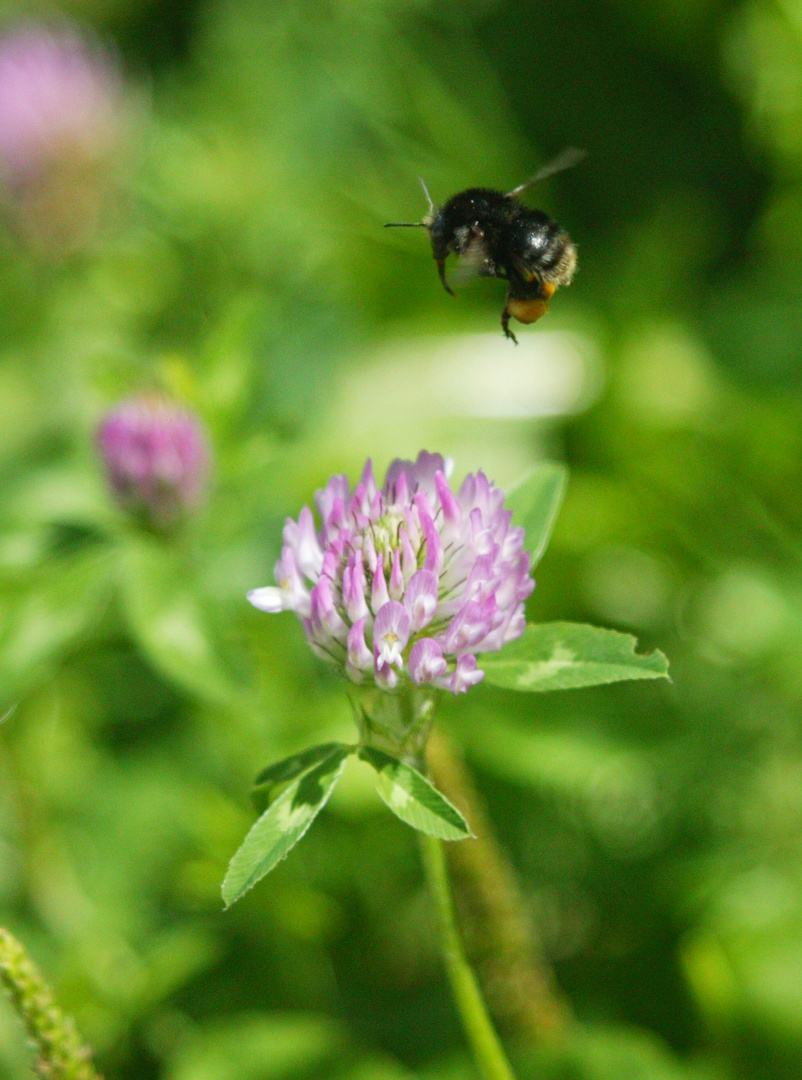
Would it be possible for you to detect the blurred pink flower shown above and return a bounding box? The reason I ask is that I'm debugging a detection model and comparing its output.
[98,398,211,532]
[248,452,534,695]
[0,23,121,185]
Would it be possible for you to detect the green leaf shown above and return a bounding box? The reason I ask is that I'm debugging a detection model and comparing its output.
[506,462,567,568]
[0,548,114,706]
[223,745,351,907]
[9,465,115,532]
[167,1013,343,1080]
[119,536,245,706]
[252,742,351,812]
[454,717,654,807]
[358,747,472,840]
[480,622,669,692]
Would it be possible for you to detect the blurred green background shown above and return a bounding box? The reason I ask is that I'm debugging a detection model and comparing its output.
[1,0,802,1077]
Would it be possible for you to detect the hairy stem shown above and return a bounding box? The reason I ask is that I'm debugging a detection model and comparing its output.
[427,729,572,1042]
[0,927,101,1080]
[419,833,518,1080]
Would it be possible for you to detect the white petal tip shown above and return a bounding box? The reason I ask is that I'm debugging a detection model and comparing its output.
[247,587,288,613]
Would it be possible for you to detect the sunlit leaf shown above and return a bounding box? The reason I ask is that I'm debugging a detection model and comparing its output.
[119,536,245,706]
[8,466,114,532]
[167,1012,343,1080]
[451,715,660,852]
[0,549,114,706]
[506,462,567,568]
[520,1022,704,1079]
[223,745,351,907]
[342,1059,416,1080]
[358,747,472,840]
[252,742,352,812]
[480,622,669,692]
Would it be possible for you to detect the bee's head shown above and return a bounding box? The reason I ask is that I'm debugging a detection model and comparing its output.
[384,179,456,295]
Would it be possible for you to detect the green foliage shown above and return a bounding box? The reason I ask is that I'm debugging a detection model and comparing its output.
[167,1013,343,1080]
[507,463,568,569]
[0,928,101,1080]
[252,742,352,811]
[480,623,669,692]
[518,1024,723,1080]
[358,747,472,840]
[222,745,351,908]
[0,0,799,1076]
[118,536,246,707]
[232,739,472,904]
[0,549,114,709]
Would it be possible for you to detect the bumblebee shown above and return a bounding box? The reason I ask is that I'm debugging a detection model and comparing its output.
[386,148,583,343]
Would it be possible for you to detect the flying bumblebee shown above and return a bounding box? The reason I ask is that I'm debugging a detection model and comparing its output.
[385,148,584,343]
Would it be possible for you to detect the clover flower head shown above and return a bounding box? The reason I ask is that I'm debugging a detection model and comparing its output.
[249,452,534,695]
[97,397,211,531]
[0,23,122,185]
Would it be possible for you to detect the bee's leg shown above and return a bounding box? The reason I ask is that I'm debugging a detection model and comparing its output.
[436,258,455,296]
[501,304,518,344]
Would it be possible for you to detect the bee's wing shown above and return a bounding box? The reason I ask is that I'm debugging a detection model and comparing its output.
[448,229,502,286]
[506,147,586,198]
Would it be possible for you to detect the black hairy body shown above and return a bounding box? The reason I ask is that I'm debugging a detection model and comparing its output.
[386,150,583,341]
[427,187,576,342]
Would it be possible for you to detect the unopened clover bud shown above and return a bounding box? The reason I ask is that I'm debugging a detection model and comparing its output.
[97,397,211,532]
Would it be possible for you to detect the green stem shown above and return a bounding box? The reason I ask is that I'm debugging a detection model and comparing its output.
[419,833,518,1080]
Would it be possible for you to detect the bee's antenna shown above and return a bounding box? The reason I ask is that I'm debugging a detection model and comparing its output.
[506,147,587,198]
[384,176,436,228]
[419,176,435,215]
